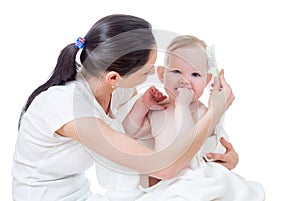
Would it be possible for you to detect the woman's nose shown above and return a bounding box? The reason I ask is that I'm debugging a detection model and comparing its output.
[149,67,155,75]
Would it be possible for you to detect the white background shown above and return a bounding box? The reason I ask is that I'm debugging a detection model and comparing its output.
[1,0,300,200]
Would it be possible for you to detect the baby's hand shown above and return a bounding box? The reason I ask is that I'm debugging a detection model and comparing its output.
[176,88,195,105]
[142,86,167,110]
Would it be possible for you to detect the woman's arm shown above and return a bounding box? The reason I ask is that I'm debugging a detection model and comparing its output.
[58,113,212,179]
[57,70,234,179]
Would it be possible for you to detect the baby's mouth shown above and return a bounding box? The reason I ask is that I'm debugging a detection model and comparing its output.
[175,86,192,91]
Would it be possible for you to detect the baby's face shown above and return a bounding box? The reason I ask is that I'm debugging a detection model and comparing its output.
[164,46,208,99]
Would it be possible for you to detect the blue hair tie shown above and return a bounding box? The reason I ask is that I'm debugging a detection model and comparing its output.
[74,37,86,49]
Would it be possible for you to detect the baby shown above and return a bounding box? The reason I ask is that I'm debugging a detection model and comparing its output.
[122,35,229,184]
[99,35,265,200]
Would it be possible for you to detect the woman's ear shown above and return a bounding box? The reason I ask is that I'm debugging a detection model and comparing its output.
[157,66,165,83]
[206,73,212,86]
[104,71,121,87]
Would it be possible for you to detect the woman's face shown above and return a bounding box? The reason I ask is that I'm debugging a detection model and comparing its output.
[118,50,157,88]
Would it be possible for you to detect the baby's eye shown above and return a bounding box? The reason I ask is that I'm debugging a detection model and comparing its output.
[171,70,181,74]
[192,72,201,77]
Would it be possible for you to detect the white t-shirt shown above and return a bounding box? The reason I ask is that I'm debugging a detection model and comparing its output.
[12,72,124,201]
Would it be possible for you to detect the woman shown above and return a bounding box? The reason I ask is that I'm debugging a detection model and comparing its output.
[12,14,234,200]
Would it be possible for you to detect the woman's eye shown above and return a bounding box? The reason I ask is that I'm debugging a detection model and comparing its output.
[143,71,150,75]
[192,72,201,77]
[172,70,181,74]
[143,69,153,75]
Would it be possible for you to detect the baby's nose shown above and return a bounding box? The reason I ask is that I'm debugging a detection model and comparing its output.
[179,75,188,82]
[179,76,191,87]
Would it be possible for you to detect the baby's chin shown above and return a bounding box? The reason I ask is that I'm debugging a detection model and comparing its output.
[175,87,202,99]
[166,87,190,97]
[175,86,192,90]
[174,87,193,94]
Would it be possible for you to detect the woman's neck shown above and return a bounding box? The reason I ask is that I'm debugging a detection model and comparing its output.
[95,90,112,115]
[84,73,113,114]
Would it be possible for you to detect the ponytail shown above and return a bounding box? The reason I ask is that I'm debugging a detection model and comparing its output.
[18,43,80,129]
[18,14,156,129]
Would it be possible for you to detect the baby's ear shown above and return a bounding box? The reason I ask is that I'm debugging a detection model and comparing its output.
[206,73,212,86]
[157,66,165,83]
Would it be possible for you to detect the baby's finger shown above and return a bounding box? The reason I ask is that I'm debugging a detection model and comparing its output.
[155,92,166,101]
[150,86,158,94]
[206,153,227,162]
[149,104,167,111]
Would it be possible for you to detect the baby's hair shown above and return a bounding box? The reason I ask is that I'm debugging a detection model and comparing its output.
[165,35,207,65]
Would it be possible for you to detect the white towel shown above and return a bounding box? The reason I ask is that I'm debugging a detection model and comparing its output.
[137,161,265,201]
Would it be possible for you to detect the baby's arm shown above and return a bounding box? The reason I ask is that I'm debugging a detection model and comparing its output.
[122,86,167,138]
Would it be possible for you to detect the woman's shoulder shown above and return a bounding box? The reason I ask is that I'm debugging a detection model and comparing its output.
[37,78,91,105]
[29,82,75,107]
[46,81,77,97]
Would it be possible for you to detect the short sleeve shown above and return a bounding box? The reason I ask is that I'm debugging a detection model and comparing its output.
[40,84,76,135]
[40,81,103,135]
[110,87,142,126]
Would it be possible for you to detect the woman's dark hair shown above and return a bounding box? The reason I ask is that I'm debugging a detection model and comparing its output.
[19,14,155,128]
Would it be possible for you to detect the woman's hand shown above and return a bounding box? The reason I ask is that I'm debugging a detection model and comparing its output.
[209,69,235,123]
[206,137,239,170]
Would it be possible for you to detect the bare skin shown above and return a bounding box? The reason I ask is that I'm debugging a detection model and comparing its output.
[56,61,235,180]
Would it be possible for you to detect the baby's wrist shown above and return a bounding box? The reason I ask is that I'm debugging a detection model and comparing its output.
[175,98,192,107]
[139,98,151,112]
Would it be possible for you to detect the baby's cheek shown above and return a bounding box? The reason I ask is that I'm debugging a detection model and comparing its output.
[193,85,205,98]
